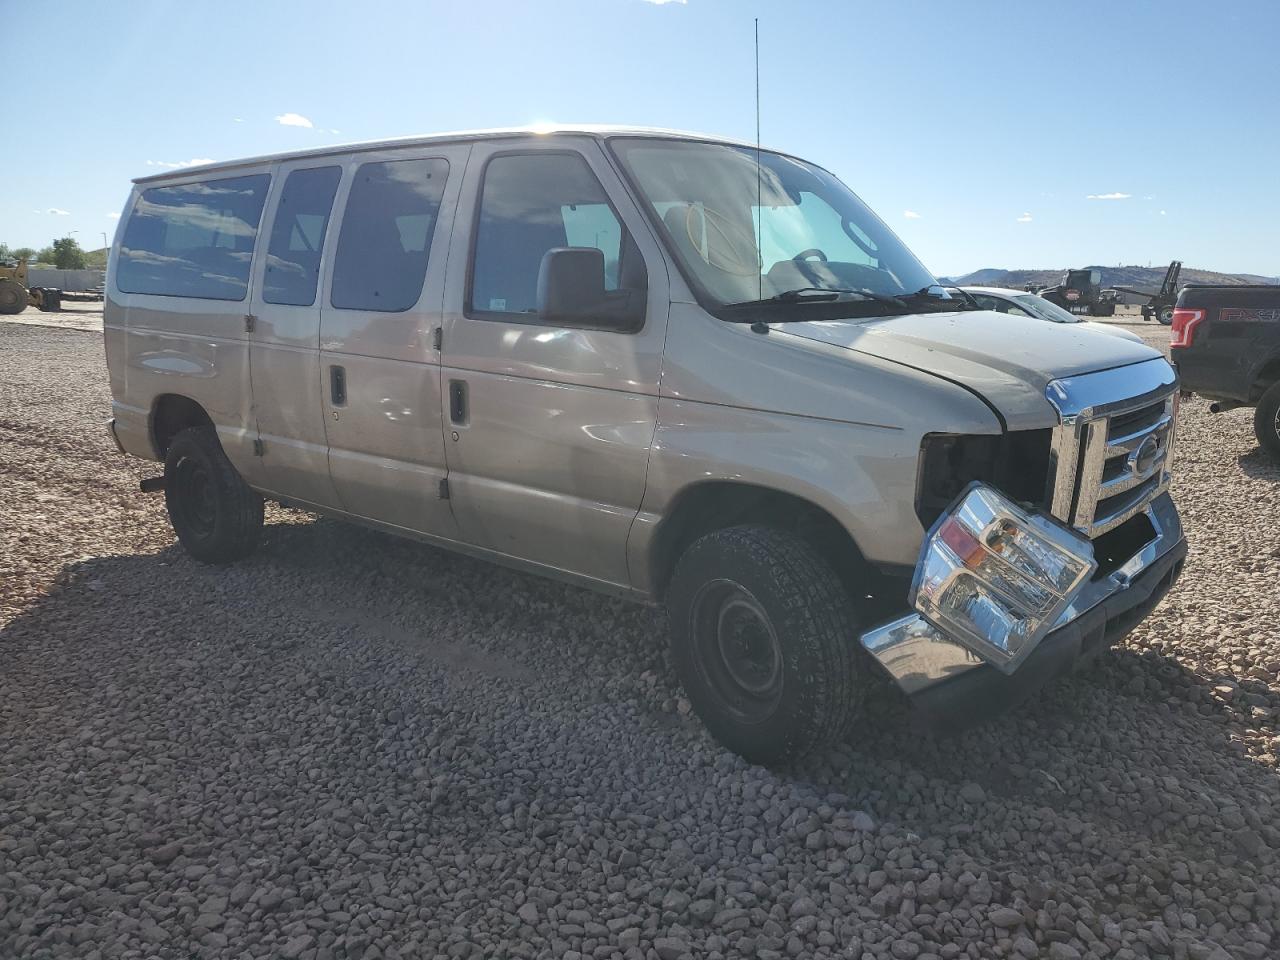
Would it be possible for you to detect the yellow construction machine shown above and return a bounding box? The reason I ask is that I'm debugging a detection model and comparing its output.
[0,259,62,314]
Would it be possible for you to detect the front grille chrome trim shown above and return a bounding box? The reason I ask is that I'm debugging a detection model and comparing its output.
[1045,359,1179,539]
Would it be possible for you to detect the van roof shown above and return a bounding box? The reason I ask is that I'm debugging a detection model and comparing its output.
[132,125,758,183]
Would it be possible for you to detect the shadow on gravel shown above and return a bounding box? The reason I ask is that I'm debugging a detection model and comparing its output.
[1238,447,1280,480]
[795,640,1280,865]
[6,521,1276,871]
[3,519,1277,960]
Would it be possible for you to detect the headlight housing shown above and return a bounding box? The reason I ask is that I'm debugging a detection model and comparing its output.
[911,483,1096,673]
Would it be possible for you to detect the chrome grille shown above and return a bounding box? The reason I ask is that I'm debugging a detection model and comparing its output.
[1045,359,1179,538]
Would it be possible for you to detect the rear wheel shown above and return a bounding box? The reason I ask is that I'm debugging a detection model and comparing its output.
[0,280,27,314]
[667,525,862,765]
[1158,305,1175,325]
[164,426,263,563]
[1254,382,1280,460]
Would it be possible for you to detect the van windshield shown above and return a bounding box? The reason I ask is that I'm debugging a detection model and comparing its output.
[611,138,938,311]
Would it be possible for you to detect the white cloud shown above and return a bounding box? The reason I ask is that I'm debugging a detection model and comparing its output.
[329,129,341,134]
[1016,212,1033,223]
[47,208,71,216]
[903,210,922,219]
[146,158,215,169]
[276,112,314,128]
[233,117,244,123]
[106,212,120,219]
[1160,210,1167,216]
[1086,192,1132,200]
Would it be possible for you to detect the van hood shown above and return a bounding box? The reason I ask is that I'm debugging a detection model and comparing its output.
[772,310,1162,430]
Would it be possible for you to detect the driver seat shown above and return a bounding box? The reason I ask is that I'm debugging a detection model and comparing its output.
[662,204,705,269]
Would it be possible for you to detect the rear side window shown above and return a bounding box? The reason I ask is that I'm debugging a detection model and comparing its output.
[470,153,626,316]
[117,174,270,300]
[263,166,342,306]
[330,158,449,312]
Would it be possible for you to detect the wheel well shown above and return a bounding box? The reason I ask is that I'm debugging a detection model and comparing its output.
[150,394,214,457]
[1252,359,1280,402]
[649,482,902,612]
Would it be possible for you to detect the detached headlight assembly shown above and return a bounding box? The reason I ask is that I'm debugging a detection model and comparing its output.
[911,483,1096,673]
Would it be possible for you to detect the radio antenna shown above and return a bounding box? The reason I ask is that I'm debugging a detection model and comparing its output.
[754,17,762,301]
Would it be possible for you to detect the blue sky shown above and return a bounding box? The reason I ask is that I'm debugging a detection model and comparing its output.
[4,0,1277,277]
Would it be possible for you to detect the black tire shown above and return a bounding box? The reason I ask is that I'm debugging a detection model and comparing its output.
[667,525,861,765]
[1158,305,1175,325]
[164,426,263,563]
[1254,382,1280,460]
[0,280,27,314]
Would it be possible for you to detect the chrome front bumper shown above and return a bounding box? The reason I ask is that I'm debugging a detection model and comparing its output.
[860,491,1183,698]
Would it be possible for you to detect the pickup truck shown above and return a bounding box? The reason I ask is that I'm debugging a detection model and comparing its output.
[1170,285,1280,458]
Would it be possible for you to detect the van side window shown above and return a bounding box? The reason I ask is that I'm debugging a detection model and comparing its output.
[330,158,449,312]
[470,153,641,318]
[116,174,271,301]
[263,166,342,306]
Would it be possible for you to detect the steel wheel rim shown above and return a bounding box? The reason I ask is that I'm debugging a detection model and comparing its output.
[690,579,783,721]
[173,456,216,538]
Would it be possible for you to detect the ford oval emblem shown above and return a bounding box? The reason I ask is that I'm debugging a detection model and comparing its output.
[1128,435,1160,477]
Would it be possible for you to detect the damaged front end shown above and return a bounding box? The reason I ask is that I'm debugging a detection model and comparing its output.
[861,358,1188,727]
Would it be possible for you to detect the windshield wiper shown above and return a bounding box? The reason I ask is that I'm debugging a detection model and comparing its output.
[898,285,980,311]
[723,287,909,310]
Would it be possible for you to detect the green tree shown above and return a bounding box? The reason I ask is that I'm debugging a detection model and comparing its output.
[50,236,88,270]
[35,245,56,266]
[0,243,10,261]
[12,247,36,263]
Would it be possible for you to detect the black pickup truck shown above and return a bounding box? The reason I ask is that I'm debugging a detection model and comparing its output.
[1170,284,1280,458]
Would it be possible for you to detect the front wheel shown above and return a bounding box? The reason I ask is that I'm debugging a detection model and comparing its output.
[164,426,264,563]
[1254,383,1280,460]
[667,525,862,765]
[0,280,26,315]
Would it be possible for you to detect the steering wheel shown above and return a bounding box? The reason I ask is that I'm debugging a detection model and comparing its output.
[792,248,829,263]
[685,205,760,277]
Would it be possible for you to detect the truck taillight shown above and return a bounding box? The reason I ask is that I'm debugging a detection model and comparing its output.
[1170,308,1205,348]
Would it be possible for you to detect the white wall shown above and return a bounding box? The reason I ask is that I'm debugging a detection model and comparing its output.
[26,269,105,292]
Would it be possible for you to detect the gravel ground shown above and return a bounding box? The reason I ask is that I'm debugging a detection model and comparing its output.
[1,318,1277,960]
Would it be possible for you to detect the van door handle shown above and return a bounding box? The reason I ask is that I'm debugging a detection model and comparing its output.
[330,365,347,406]
[449,379,467,425]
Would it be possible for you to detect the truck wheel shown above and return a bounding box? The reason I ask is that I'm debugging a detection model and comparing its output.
[667,525,861,765]
[1158,306,1175,325]
[0,280,27,314]
[164,426,264,564]
[1254,383,1280,460]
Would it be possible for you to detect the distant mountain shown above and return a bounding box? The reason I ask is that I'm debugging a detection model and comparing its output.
[942,265,1278,293]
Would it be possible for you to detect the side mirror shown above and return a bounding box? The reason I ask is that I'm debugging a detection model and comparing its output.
[536,247,644,332]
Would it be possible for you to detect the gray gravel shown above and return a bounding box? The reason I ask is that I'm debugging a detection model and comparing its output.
[1,317,1278,960]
